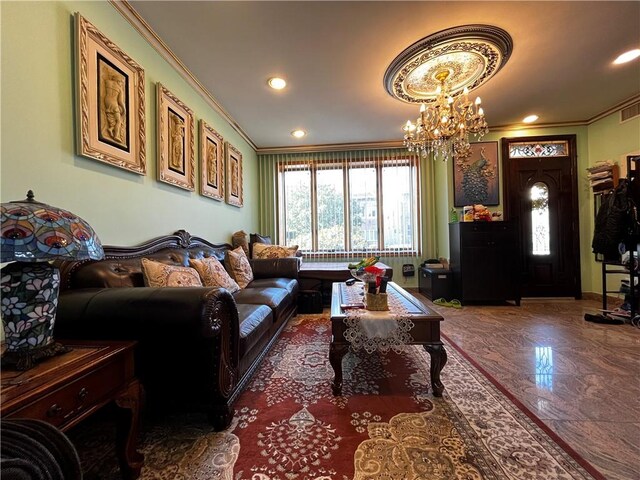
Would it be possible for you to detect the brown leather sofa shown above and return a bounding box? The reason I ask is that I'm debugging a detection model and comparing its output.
[54,230,299,430]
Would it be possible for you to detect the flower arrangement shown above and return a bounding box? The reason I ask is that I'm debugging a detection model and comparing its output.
[349,257,386,286]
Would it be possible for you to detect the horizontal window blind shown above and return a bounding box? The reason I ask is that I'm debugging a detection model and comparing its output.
[259,149,421,260]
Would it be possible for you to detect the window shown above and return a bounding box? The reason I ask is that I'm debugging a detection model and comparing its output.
[282,167,312,250]
[316,167,345,251]
[530,182,550,256]
[277,153,419,257]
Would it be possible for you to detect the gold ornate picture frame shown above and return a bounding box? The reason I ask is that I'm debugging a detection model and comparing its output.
[199,120,224,201]
[75,13,146,174]
[225,142,243,207]
[156,83,195,191]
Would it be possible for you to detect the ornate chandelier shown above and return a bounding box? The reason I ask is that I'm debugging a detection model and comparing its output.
[402,70,488,160]
[384,25,513,160]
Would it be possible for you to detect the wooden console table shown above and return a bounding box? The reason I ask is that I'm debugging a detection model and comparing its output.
[1,340,144,479]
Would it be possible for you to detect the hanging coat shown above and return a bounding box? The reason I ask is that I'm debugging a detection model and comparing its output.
[592,179,634,260]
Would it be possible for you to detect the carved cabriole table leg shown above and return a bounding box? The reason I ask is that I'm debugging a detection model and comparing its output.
[424,343,448,397]
[329,342,348,395]
[114,379,145,480]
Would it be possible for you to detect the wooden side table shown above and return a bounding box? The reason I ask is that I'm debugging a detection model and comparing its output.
[1,340,144,480]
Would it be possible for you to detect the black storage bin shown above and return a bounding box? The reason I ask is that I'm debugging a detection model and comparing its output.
[298,290,323,313]
[418,267,453,300]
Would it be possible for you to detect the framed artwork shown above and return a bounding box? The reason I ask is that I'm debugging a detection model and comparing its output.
[75,12,146,174]
[453,141,499,207]
[225,142,243,207]
[156,83,195,191]
[199,120,224,201]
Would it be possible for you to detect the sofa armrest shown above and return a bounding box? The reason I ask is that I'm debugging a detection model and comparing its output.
[54,287,241,406]
[250,257,300,279]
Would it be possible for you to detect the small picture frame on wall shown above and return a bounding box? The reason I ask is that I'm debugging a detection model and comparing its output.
[453,141,500,207]
[225,142,243,207]
[199,120,224,201]
[74,12,146,174]
[156,83,195,191]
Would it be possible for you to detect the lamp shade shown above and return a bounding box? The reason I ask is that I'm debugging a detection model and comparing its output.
[1,190,104,262]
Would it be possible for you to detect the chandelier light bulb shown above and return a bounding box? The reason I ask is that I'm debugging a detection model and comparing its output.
[463,87,469,96]
[475,97,482,105]
[420,104,426,113]
[478,107,484,116]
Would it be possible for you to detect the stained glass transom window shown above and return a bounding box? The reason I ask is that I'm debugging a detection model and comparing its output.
[509,141,568,158]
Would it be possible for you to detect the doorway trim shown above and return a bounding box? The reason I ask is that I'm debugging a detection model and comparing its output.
[501,134,582,298]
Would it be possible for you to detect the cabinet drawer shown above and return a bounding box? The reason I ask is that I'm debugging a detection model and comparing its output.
[7,359,127,428]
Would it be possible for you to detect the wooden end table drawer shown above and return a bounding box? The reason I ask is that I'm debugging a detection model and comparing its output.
[9,358,127,428]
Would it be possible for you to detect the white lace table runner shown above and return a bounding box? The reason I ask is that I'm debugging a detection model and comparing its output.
[341,283,415,353]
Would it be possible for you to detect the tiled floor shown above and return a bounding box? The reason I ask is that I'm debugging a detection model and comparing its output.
[411,292,640,480]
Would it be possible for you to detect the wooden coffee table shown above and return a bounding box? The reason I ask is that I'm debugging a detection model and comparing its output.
[329,281,447,396]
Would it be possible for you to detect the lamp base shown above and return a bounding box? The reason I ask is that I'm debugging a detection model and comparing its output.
[1,341,72,371]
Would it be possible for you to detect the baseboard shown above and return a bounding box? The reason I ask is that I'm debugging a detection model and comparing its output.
[582,292,623,305]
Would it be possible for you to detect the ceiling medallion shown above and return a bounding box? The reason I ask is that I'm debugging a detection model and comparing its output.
[384,25,512,104]
[384,25,512,160]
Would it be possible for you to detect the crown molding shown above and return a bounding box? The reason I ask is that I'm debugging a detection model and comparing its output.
[109,0,257,151]
[256,140,405,155]
[587,93,640,124]
[489,120,588,132]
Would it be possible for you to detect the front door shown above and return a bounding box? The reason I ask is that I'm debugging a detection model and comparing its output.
[502,135,581,298]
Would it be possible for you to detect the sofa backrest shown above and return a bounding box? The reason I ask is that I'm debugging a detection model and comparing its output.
[58,230,232,290]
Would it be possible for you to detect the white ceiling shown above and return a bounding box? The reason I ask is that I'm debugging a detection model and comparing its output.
[129,1,640,150]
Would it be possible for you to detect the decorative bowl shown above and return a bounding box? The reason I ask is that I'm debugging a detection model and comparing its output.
[350,268,386,284]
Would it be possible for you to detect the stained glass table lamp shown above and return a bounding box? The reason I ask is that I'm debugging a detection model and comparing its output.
[1,190,104,370]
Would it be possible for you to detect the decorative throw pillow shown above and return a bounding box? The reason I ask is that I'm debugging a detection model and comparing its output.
[231,230,249,256]
[249,233,272,258]
[189,256,240,294]
[252,243,299,259]
[141,258,202,288]
[226,246,254,289]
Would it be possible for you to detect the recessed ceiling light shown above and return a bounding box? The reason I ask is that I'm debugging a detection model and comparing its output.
[268,77,287,90]
[291,129,306,138]
[613,49,640,65]
[523,114,539,123]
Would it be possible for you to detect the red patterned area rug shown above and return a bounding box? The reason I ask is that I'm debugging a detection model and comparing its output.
[73,313,605,479]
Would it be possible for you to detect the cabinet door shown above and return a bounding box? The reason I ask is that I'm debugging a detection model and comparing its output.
[457,222,520,302]
[460,244,496,300]
[490,225,519,299]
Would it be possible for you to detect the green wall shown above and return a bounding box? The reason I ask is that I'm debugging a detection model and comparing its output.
[433,114,640,296]
[1,1,259,246]
[588,113,640,295]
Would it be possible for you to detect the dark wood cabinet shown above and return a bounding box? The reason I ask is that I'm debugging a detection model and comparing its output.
[449,221,521,305]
